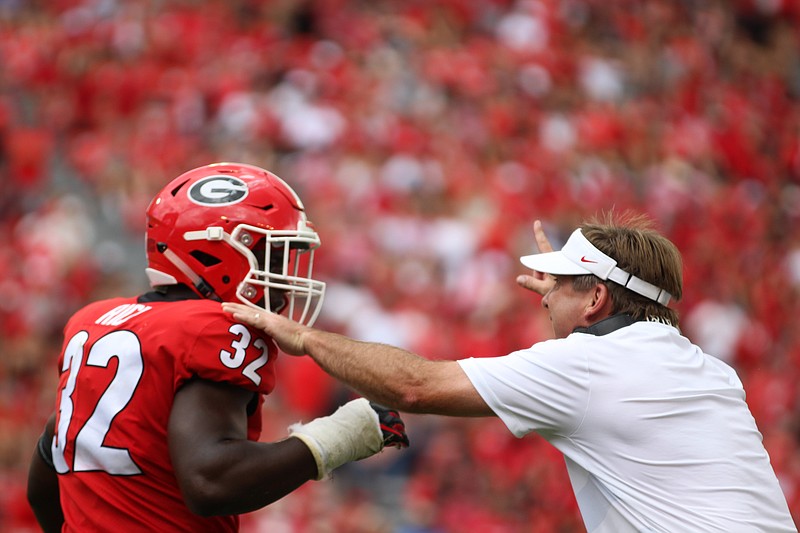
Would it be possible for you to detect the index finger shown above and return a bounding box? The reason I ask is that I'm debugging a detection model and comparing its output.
[533,220,553,254]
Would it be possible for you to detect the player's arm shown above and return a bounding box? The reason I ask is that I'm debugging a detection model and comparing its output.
[169,378,315,515]
[222,303,494,417]
[27,413,64,533]
[169,378,407,516]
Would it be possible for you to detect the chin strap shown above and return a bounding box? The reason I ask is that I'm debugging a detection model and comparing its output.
[157,244,220,300]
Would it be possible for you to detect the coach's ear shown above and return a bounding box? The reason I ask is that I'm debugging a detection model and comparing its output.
[585,282,613,322]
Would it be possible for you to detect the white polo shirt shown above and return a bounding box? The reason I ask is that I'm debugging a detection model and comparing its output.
[458,321,796,532]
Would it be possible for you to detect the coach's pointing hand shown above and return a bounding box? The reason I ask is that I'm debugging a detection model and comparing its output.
[223,302,310,356]
[516,220,556,296]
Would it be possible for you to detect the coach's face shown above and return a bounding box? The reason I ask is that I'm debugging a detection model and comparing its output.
[541,275,597,338]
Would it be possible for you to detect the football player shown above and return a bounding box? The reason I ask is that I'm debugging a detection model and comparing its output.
[27,163,408,532]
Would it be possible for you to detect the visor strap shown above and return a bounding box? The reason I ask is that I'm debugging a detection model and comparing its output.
[624,274,672,305]
[606,268,631,287]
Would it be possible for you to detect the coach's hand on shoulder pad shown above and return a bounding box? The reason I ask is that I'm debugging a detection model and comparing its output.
[222,302,309,356]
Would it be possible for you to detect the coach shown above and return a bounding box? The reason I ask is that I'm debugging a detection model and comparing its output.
[225,212,796,532]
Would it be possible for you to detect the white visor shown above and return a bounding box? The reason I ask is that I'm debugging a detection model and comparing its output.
[520,228,672,306]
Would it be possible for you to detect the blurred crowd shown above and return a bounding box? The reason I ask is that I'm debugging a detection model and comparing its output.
[2,0,800,531]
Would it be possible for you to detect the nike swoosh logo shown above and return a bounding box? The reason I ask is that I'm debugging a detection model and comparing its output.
[580,256,598,263]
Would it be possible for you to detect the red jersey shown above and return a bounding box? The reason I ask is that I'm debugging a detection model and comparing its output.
[50,294,278,532]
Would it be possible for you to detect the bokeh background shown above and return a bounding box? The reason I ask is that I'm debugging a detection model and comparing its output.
[2,0,800,531]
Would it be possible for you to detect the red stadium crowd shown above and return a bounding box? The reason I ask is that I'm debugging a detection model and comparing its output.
[2,0,800,530]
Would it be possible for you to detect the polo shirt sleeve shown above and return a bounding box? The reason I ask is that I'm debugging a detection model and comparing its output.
[458,338,591,439]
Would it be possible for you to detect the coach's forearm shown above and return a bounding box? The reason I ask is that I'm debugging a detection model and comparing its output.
[303,329,440,413]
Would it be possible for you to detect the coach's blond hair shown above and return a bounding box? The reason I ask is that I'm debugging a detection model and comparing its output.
[572,211,683,327]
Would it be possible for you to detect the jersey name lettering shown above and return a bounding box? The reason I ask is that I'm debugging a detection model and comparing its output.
[96,304,152,326]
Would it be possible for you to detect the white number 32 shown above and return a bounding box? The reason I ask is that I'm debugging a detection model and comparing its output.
[219,324,269,386]
[52,330,144,475]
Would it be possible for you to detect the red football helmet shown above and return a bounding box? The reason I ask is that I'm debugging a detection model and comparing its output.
[145,162,325,326]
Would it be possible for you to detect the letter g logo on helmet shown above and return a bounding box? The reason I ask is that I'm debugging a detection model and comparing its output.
[187,176,249,206]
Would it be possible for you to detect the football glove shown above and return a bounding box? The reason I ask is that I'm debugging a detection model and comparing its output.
[370,402,410,449]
